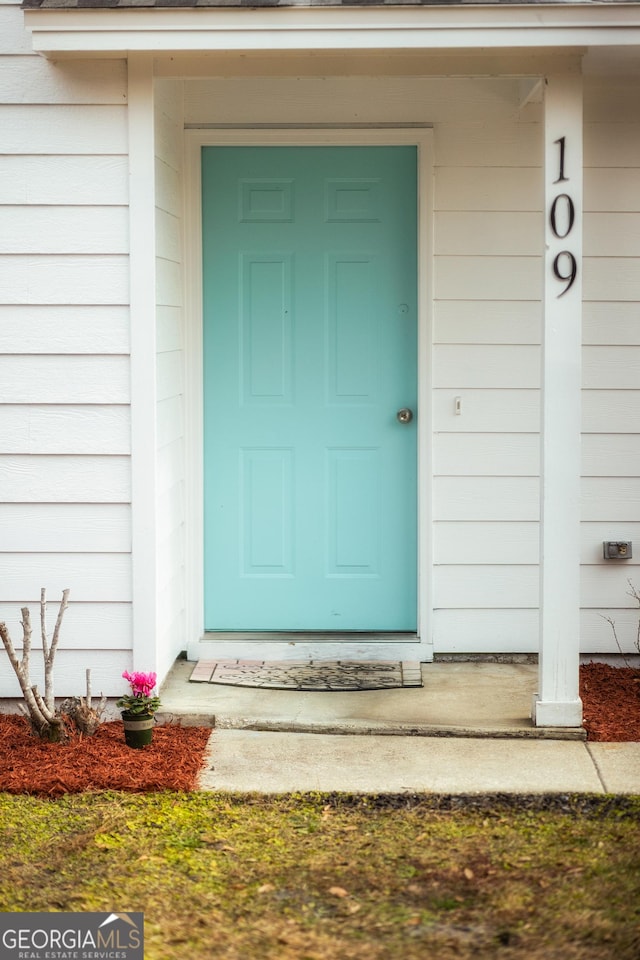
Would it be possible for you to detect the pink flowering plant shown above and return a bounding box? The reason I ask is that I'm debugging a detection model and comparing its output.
[116,670,161,716]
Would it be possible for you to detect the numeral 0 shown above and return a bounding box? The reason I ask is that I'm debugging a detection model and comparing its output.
[553,251,577,297]
[550,194,575,240]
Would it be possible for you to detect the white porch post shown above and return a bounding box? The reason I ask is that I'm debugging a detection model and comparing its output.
[533,72,583,727]
[128,56,159,674]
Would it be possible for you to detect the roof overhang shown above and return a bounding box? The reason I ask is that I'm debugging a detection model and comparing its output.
[22,5,640,60]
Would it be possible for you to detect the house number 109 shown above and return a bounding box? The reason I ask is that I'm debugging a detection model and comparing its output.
[550,136,577,297]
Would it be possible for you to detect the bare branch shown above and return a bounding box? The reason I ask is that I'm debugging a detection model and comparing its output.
[0,621,23,679]
[40,587,49,660]
[20,607,32,668]
[43,588,69,713]
[1,589,72,740]
[48,588,69,667]
[32,685,56,725]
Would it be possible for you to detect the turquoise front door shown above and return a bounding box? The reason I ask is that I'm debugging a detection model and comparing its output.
[202,145,417,631]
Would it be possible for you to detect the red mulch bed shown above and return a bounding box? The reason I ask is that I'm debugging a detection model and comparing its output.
[0,666,637,797]
[0,717,212,797]
[580,663,640,742]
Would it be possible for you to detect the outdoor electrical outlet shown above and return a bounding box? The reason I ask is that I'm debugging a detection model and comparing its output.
[603,541,633,560]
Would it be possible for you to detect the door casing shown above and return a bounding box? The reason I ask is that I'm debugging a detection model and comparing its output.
[184,127,434,661]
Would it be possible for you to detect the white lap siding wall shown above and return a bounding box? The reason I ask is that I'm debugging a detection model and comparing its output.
[154,78,187,680]
[0,0,132,696]
[581,70,640,657]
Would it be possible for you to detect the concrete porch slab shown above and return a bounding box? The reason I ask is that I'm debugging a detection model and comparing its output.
[159,658,586,740]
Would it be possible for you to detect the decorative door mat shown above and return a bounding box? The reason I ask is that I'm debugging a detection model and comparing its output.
[189,659,423,691]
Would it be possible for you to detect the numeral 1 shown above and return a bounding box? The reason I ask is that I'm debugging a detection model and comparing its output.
[554,136,568,184]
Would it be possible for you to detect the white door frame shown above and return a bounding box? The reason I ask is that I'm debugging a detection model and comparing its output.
[184,127,434,662]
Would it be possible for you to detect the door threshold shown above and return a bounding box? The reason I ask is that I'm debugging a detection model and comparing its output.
[189,632,431,663]
[203,631,418,643]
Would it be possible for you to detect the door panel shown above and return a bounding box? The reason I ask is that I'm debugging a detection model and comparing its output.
[202,145,417,631]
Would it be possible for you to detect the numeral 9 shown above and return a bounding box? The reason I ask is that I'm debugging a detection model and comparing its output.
[552,251,577,297]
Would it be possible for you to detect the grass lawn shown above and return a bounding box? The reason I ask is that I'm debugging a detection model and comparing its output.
[0,792,639,959]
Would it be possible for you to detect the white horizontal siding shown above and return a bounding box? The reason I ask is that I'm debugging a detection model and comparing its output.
[157,351,184,403]
[580,522,640,564]
[157,439,184,492]
[0,207,129,254]
[433,345,539,388]
[582,478,640,522]
[583,346,640,389]
[435,608,640,656]
[0,57,126,104]
[434,522,539,565]
[184,77,521,126]
[2,405,130,454]
[0,601,131,650]
[0,357,129,403]
[434,477,539,522]
[0,255,129,305]
[434,433,538,477]
[0,7,32,55]
[1,554,132,601]
[156,257,183,308]
[0,504,131,552]
[435,212,542,257]
[0,17,134,695]
[434,167,542,212]
[583,302,640,345]
[155,157,182,219]
[157,396,183,448]
[156,208,181,262]
[583,390,640,434]
[433,389,539,432]
[155,78,186,673]
[435,256,541,301]
[581,565,640,608]
[155,79,184,171]
[157,305,183,353]
[584,77,640,124]
[433,301,540,345]
[157,482,184,542]
[584,213,640,257]
[433,609,538,653]
[0,649,131,699]
[581,609,640,655]
[435,520,640,567]
[434,565,538,609]
[582,435,640,478]
[434,120,541,168]
[434,564,640,610]
[584,168,640,212]
[0,156,128,205]
[1,456,130,503]
[0,105,128,154]
[0,306,129,354]
[584,122,640,168]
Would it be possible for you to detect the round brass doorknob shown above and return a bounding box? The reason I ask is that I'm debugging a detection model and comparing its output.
[397,408,414,424]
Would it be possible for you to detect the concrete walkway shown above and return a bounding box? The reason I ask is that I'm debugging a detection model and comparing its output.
[159,659,640,794]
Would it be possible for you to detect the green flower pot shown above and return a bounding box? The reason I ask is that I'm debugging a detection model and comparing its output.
[122,711,154,749]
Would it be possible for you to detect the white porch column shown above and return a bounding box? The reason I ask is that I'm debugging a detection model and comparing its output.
[533,73,583,727]
[128,56,159,674]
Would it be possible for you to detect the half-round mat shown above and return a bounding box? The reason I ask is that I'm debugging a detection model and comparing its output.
[190,659,423,691]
